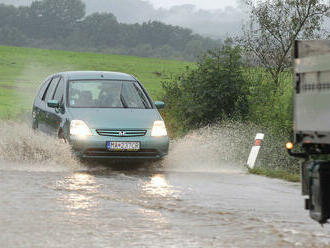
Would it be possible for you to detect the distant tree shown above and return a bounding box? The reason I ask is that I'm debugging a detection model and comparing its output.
[119,23,142,47]
[140,21,195,50]
[0,26,28,46]
[238,0,330,91]
[184,40,203,60]
[167,26,194,50]
[0,4,18,28]
[140,21,174,48]
[27,0,85,38]
[32,0,85,23]
[81,13,119,46]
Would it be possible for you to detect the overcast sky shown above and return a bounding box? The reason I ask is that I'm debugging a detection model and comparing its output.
[147,0,238,10]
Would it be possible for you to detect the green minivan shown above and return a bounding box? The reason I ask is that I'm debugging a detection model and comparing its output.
[32,71,169,160]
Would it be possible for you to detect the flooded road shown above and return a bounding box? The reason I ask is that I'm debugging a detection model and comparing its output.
[1,164,330,248]
[0,122,329,247]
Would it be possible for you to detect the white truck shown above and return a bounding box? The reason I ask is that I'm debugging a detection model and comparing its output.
[288,40,330,224]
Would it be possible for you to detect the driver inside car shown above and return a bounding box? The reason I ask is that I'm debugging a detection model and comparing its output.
[98,84,122,108]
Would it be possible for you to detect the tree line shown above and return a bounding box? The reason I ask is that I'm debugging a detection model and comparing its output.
[0,0,221,60]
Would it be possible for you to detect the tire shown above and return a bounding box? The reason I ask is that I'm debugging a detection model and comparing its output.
[58,129,67,143]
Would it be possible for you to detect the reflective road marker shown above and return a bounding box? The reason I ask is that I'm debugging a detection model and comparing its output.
[247,133,264,169]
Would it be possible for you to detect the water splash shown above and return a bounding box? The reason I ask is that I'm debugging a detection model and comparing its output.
[162,121,255,173]
[0,121,82,171]
[162,120,298,173]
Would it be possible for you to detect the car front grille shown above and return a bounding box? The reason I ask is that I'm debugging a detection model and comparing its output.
[96,129,147,137]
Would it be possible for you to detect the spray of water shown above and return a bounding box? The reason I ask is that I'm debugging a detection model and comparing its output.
[162,120,299,173]
[0,121,82,172]
[162,121,255,173]
[0,118,295,173]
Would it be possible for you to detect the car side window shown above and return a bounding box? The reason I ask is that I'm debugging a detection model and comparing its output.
[53,78,65,103]
[37,79,51,99]
[42,78,53,101]
[44,77,60,102]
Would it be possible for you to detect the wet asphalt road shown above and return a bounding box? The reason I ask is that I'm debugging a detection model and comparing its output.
[0,163,330,248]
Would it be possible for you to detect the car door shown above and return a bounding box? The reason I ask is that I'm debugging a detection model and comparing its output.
[39,76,60,135]
[47,77,65,137]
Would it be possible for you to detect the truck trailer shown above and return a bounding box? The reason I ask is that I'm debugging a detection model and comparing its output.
[288,40,330,224]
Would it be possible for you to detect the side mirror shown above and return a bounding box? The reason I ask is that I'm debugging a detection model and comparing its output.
[47,100,60,108]
[154,101,165,109]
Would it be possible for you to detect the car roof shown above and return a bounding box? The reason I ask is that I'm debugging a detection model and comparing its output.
[57,71,136,81]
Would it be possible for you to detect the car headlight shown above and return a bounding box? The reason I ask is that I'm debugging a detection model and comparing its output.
[70,120,92,137]
[151,120,167,137]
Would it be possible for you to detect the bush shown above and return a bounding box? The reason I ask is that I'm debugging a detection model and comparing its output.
[244,67,294,136]
[160,43,249,136]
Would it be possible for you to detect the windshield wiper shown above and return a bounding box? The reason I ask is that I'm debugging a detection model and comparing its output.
[120,83,128,108]
[133,83,149,109]
[120,94,128,108]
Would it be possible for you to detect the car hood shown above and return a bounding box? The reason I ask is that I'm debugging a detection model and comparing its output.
[67,108,162,129]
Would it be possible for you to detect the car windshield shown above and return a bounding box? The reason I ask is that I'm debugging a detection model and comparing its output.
[68,80,152,109]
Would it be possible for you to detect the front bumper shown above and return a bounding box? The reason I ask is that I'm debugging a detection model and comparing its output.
[69,131,169,160]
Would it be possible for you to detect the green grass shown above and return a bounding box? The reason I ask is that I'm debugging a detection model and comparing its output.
[0,45,193,117]
[249,167,300,182]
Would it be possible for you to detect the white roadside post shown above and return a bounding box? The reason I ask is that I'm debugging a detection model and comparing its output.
[247,133,264,169]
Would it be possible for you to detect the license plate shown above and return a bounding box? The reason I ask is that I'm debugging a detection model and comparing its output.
[106,141,140,151]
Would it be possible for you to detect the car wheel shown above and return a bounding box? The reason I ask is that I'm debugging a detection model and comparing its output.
[32,120,38,130]
[58,130,67,143]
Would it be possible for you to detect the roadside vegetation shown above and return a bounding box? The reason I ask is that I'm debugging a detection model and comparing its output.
[160,0,329,180]
[160,41,300,178]
[160,42,248,136]
[249,168,300,182]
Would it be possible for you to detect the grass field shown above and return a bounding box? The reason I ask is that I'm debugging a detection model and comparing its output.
[0,46,193,118]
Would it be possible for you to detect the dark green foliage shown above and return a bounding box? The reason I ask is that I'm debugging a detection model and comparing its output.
[161,43,248,135]
[0,26,28,46]
[0,0,221,60]
[244,68,294,136]
[79,13,120,46]
[0,4,18,25]
[23,0,86,39]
